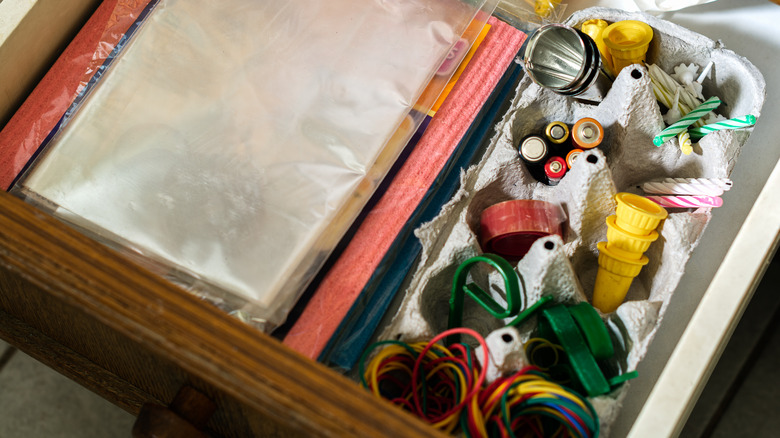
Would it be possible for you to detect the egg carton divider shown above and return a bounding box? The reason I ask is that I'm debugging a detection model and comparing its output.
[375,7,765,436]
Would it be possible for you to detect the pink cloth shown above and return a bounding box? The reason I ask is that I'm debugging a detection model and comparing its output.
[283,17,527,358]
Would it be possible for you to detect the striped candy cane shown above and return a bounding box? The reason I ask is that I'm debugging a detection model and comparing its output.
[688,115,757,140]
[642,178,733,197]
[647,195,723,208]
[653,96,721,146]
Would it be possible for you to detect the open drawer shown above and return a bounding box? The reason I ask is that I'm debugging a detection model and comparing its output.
[1,0,780,437]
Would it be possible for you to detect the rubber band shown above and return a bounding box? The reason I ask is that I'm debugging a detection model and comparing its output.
[360,328,488,433]
[361,331,599,437]
[525,337,564,370]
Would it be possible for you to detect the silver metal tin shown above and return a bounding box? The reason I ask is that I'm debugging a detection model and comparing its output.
[524,24,613,102]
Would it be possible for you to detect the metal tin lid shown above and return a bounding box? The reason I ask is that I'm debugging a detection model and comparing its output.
[523,24,587,90]
[519,136,549,163]
[524,24,613,102]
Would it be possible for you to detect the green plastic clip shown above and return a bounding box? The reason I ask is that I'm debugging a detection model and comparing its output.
[539,305,611,397]
[447,254,524,344]
[609,370,639,387]
[507,295,554,328]
[568,301,614,360]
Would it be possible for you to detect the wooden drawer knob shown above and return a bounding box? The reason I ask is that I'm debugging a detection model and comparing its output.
[132,386,216,438]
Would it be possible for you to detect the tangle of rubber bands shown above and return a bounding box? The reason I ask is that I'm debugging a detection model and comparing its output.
[360,328,599,438]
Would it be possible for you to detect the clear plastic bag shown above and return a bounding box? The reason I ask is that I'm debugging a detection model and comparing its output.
[495,0,568,29]
[14,0,497,331]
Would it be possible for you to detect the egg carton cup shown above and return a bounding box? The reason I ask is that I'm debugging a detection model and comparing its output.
[375,7,764,436]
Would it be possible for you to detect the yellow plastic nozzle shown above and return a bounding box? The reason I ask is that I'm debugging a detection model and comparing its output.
[614,192,668,236]
[597,242,648,277]
[593,268,634,314]
[593,242,649,313]
[604,242,641,261]
[581,19,613,74]
[602,20,653,74]
[605,215,658,257]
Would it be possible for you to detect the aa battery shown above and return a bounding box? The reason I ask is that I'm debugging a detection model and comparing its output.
[545,121,570,145]
[572,117,604,149]
[519,135,550,165]
[544,156,567,186]
[566,148,584,169]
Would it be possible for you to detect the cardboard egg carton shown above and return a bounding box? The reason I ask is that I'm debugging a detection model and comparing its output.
[377,7,765,435]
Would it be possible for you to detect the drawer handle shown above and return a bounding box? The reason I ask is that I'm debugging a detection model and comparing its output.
[132,386,216,438]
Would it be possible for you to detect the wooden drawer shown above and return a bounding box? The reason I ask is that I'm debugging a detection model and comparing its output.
[2,1,780,437]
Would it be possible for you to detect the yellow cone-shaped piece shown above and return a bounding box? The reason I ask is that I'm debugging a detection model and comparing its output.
[581,19,614,74]
[602,20,653,74]
[606,215,658,258]
[593,242,648,313]
[614,192,667,236]
[593,269,634,314]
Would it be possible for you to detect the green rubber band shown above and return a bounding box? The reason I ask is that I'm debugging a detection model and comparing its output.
[507,295,554,327]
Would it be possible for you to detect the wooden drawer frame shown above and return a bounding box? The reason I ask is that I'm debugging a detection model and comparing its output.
[0,190,448,437]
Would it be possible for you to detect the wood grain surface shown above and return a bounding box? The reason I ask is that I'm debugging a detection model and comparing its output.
[0,190,445,438]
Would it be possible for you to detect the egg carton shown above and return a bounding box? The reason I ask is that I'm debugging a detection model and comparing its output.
[376,7,765,436]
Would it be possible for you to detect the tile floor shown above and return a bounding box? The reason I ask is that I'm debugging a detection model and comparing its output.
[0,257,778,437]
[0,341,133,437]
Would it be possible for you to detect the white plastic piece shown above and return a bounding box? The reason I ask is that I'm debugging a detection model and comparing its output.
[704,112,727,125]
[475,326,528,383]
[696,60,715,83]
[671,63,698,85]
[662,87,681,125]
[684,81,704,101]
